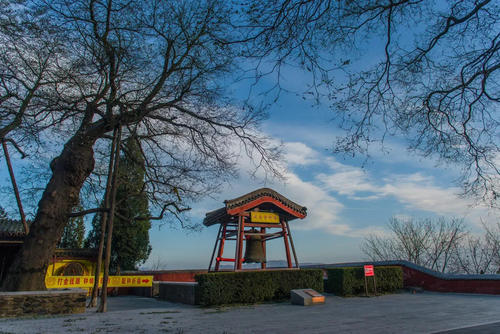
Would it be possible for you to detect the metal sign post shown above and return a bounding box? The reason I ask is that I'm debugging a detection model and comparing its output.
[363,265,377,296]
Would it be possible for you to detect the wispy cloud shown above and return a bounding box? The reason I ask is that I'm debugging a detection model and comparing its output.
[192,135,495,238]
[282,142,320,166]
[316,155,494,227]
[317,163,378,198]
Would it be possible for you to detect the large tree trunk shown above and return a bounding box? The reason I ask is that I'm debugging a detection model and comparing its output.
[2,131,98,291]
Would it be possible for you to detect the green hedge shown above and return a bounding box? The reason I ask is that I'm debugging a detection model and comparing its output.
[325,266,403,296]
[195,269,323,306]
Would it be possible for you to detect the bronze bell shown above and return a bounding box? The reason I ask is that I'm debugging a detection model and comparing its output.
[244,235,266,263]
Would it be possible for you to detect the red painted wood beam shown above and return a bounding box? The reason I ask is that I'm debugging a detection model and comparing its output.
[281,220,293,268]
[226,196,306,219]
[214,224,227,271]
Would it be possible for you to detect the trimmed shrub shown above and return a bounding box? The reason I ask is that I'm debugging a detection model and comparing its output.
[325,266,403,296]
[195,269,323,306]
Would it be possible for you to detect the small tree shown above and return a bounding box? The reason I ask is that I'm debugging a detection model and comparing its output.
[86,135,152,271]
[112,135,152,271]
[58,205,85,249]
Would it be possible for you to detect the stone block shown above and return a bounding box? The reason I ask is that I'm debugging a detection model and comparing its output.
[291,289,325,306]
[158,282,199,305]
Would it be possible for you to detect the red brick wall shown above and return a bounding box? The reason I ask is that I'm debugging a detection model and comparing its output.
[117,270,207,295]
[123,270,207,282]
[152,270,207,282]
[402,266,500,294]
[124,264,500,295]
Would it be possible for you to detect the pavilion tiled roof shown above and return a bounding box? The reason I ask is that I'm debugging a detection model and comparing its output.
[203,207,227,225]
[224,188,307,214]
[203,188,307,226]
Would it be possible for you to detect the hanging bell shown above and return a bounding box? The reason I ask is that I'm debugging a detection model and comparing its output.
[244,235,266,263]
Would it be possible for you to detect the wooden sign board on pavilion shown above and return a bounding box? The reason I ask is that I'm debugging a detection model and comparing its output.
[250,211,280,224]
[203,188,307,271]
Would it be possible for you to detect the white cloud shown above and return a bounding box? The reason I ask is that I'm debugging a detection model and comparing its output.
[277,171,345,233]
[319,157,495,226]
[274,170,385,238]
[282,142,320,166]
[287,142,495,228]
[193,136,496,239]
[262,122,339,150]
[380,174,466,214]
[191,141,380,237]
[378,174,496,226]
[316,168,378,197]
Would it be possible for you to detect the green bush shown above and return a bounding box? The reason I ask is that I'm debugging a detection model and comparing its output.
[195,269,323,306]
[325,266,403,296]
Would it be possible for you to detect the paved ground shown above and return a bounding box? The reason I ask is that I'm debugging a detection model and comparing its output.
[1,292,499,333]
[436,322,500,334]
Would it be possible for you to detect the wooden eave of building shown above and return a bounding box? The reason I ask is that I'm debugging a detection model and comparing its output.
[0,222,97,260]
[54,248,98,261]
[0,219,29,243]
[203,187,307,226]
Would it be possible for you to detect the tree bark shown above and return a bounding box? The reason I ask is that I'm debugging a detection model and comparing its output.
[1,131,98,291]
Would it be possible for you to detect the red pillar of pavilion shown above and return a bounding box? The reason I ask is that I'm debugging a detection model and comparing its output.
[204,188,307,272]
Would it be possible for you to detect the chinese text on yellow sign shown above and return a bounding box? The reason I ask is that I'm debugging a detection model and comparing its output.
[250,211,280,223]
[45,275,153,289]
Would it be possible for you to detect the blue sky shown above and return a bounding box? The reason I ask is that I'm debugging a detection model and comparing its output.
[143,80,496,269]
[1,9,498,270]
[1,67,496,270]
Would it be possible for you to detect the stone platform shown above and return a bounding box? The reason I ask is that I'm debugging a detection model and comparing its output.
[0,289,86,318]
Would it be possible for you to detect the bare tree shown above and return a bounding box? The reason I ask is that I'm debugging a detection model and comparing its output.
[362,216,467,273]
[485,222,500,270]
[147,256,168,271]
[453,234,495,274]
[0,0,73,236]
[2,0,281,291]
[0,0,74,146]
[235,1,500,206]
[332,0,499,206]
[3,0,498,292]
[427,218,468,272]
[451,221,500,274]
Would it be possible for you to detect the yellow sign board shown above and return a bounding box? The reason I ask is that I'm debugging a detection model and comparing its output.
[250,211,280,223]
[45,275,153,289]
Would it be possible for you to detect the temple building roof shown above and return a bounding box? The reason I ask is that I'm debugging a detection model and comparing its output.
[54,248,98,260]
[0,219,28,242]
[203,188,307,226]
[0,220,97,259]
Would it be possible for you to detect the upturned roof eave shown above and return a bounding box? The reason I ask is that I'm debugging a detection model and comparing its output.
[203,188,307,226]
